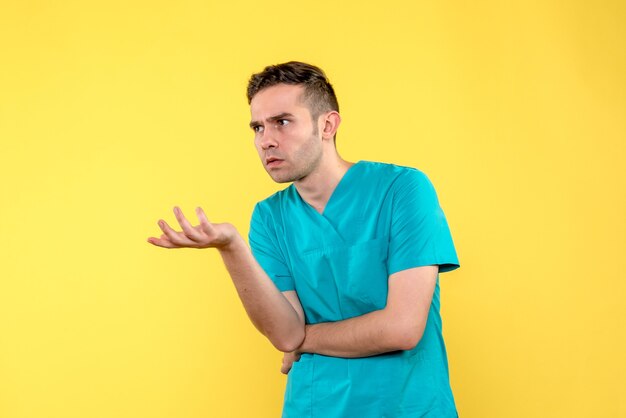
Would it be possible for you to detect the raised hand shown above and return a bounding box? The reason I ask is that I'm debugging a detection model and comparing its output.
[147,206,237,250]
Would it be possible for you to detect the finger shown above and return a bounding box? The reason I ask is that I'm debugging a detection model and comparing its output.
[158,219,196,246]
[196,207,216,236]
[173,207,204,242]
[147,235,177,249]
[281,362,292,375]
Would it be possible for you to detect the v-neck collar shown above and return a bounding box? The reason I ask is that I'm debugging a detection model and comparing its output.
[294,160,363,217]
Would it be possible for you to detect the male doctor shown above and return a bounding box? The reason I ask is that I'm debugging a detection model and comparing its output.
[148,61,460,417]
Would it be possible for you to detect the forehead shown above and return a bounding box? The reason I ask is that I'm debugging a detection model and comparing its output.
[250,84,310,119]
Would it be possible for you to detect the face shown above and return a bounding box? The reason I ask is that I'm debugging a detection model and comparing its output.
[249,84,323,183]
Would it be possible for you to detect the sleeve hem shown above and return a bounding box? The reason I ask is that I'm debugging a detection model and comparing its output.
[388,259,460,276]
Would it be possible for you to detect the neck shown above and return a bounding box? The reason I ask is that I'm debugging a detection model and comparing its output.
[294,152,354,214]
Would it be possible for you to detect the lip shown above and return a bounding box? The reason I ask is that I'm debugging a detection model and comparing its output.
[265,157,284,168]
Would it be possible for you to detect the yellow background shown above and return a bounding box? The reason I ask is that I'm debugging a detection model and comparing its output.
[1,1,625,417]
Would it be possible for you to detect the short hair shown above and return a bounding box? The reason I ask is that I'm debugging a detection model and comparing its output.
[246,61,339,119]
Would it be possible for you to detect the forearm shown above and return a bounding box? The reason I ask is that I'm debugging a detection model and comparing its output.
[299,308,422,358]
[297,266,436,358]
[218,235,304,352]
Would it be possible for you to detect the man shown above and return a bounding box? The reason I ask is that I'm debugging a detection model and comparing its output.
[148,62,460,417]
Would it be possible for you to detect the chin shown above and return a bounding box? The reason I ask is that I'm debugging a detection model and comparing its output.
[271,175,296,184]
[264,161,310,184]
[265,169,291,184]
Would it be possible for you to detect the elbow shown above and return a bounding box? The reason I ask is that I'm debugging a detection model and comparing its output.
[389,320,426,351]
[269,328,305,353]
[395,332,423,351]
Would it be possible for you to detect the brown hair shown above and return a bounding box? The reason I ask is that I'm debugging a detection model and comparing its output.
[246,61,339,119]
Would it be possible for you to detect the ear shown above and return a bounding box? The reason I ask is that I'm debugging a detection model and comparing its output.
[320,111,341,141]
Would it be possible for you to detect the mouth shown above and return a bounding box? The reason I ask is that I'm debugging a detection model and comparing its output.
[265,157,284,168]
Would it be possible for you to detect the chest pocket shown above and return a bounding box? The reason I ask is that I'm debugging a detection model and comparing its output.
[294,236,389,323]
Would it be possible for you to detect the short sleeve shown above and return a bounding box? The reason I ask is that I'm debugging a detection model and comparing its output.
[387,169,460,275]
[248,203,295,292]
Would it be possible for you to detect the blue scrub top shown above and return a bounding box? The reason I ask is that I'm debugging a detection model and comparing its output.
[249,161,460,418]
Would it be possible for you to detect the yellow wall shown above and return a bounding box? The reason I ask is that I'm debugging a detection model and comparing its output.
[1,1,624,417]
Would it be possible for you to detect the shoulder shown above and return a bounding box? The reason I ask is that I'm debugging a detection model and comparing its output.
[252,184,295,220]
[357,160,426,176]
[358,160,433,190]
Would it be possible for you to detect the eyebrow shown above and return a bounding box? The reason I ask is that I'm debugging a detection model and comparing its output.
[249,112,294,128]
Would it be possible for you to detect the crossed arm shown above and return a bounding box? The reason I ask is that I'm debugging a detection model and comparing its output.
[279,266,437,373]
[148,207,438,370]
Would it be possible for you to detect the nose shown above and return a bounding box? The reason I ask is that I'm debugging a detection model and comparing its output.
[259,127,278,150]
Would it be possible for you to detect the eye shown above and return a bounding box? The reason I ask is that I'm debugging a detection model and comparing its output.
[252,125,264,133]
[277,119,290,127]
